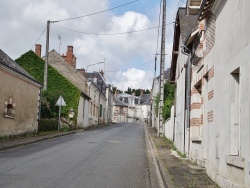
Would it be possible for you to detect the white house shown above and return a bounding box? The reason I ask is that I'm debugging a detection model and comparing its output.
[169,0,250,187]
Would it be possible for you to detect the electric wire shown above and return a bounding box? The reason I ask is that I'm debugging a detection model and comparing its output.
[105,59,154,73]
[54,0,139,22]
[30,27,47,50]
[52,22,174,36]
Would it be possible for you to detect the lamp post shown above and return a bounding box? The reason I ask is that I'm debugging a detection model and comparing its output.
[86,61,104,73]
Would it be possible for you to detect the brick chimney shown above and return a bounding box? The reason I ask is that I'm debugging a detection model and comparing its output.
[66,46,76,68]
[115,90,118,98]
[35,44,42,57]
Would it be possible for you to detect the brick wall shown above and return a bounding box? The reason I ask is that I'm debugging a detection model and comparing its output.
[208,90,214,100]
[207,111,213,122]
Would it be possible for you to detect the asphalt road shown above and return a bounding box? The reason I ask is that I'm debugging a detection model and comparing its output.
[0,123,150,188]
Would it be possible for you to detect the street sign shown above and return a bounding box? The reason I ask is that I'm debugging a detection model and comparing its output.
[55,96,66,131]
[55,96,66,106]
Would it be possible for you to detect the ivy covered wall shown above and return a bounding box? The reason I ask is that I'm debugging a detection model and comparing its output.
[15,51,81,121]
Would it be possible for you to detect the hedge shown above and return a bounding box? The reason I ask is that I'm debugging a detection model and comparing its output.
[38,119,58,132]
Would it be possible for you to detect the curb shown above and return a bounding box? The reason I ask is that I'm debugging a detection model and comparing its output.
[0,131,77,152]
[145,124,175,188]
[0,123,115,152]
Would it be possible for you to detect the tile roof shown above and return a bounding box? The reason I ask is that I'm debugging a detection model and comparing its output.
[46,50,90,99]
[85,72,107,95]
[0,49,38,82]
[113,97,128,107]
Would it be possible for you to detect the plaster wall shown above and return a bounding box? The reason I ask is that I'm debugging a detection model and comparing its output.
[174,38,188,154]
[190,1,250,187]
[0,69,40,136]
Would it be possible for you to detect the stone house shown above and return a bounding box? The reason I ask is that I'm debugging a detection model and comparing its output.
[39,46,91,128]
[117,91,151,123]
[169,7,198,154]
[83,71,112,124]
[169,0,250,187]
[113,96,128,123]
[0,49,42,136]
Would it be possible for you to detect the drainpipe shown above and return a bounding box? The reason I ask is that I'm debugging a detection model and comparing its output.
[181,45,191,157]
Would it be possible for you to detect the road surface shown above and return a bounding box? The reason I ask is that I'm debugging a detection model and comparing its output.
[0,123,150,188]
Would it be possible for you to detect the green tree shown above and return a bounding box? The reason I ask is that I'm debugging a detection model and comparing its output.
[162,81,175,121]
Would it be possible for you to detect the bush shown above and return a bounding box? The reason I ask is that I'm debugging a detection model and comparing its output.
[38,119,58,132]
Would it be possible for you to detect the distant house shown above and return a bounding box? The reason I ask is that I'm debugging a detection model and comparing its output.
[113,96,128,123]
[151,68,171,129]
[0,49,42,136]
[117,90,151,123]
[83,71,113,124]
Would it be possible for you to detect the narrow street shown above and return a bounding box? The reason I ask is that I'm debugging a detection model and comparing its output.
[0,123,150,188]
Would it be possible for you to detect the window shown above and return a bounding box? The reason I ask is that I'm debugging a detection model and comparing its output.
[100,104,102,117]
[229,68,240,156]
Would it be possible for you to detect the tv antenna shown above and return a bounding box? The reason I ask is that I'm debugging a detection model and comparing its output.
[58,35,62,54]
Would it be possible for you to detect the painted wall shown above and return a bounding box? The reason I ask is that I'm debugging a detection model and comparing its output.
[174,37,188,154]
[189,1,250,187]
[0,68,40,136]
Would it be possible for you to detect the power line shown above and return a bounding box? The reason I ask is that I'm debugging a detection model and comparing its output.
[105,59,154,73]
[111,77,154,83]
[52,22,174,36]
[54,0,140,22]
[30,27,47,50]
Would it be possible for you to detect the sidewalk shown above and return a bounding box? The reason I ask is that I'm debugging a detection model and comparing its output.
[145,124,218,188]
[0,123,115,152]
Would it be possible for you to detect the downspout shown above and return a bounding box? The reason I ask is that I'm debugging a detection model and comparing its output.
[181,45,191,157]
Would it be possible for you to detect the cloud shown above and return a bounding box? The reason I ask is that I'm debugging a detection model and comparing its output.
[109,68,153,91]
[0,0,185,91]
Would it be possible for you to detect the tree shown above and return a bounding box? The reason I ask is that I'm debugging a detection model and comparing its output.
[162,81,175,121]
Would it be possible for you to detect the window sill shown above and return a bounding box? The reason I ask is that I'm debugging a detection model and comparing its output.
[4,114,15,119]
[191,136,202,143]
[226,156,245,169]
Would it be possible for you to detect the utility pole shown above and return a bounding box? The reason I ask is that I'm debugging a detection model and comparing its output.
[158,0,166,137]
[44,20,50,90]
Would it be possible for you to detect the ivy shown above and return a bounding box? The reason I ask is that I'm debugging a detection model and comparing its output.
[15,51,81,122]
[162,81,176,121]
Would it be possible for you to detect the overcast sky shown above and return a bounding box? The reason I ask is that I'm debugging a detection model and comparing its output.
[0,0,186,91]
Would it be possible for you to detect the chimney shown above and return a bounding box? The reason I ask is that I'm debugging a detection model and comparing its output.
[72,56,76,68]
[115,90,118,98]
[132,92,135,96]
[35,44,42,57]
[140,90,144,97]
[66,46,73,67]
[100,70,104,77]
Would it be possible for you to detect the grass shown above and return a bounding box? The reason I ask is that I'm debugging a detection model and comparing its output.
[164,137,187,158]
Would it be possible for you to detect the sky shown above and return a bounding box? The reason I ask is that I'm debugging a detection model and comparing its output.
[0,0,186,91]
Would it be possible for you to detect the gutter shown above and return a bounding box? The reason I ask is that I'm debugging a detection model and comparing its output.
[181,45,192,156]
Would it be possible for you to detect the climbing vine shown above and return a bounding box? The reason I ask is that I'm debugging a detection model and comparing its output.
[15,51,81,122]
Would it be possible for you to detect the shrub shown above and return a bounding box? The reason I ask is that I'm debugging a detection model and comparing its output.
[38,119,58,132]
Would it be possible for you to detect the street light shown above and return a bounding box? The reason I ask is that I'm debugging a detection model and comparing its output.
[86,61,104,73]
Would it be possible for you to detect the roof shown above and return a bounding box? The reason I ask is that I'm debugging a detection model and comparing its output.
[0,49,41,85]
[113,97,128,107]
[85,72,107,95]
[156,68,171,80]
[117,93,151,105]
[170,8,198,82]
[141,94,151,105]
[46,50,90,99]
[198,0,216,21]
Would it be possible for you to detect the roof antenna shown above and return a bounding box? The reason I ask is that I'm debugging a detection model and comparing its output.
[58,35,62,54]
